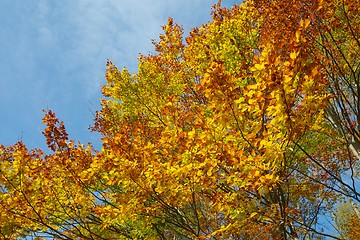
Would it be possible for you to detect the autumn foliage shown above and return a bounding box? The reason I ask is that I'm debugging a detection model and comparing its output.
[1,0,360,239]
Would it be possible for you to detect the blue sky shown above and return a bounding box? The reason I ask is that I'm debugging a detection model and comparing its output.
[0,0,238,150]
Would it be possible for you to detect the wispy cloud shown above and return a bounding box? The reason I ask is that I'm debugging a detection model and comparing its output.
[0,0,234,149]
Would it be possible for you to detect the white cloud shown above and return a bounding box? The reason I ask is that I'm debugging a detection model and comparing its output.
[0,0,237,149]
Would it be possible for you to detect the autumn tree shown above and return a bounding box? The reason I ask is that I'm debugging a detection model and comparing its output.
[332,201,360,239]
[1,0,359,239]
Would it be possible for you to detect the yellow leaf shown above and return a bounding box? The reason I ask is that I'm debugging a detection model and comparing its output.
[300,19,311,28]
[235,97,245,104]
[283,61,291,67]
[290,51,298,60]
[251,63,265,71]
[250,212,257,218]
[295,30,301,42]
[284,75,292,84]
[248,99,257,105]
[317,0,324,10]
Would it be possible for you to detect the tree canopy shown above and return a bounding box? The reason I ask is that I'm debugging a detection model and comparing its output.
[1,0,360,239]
